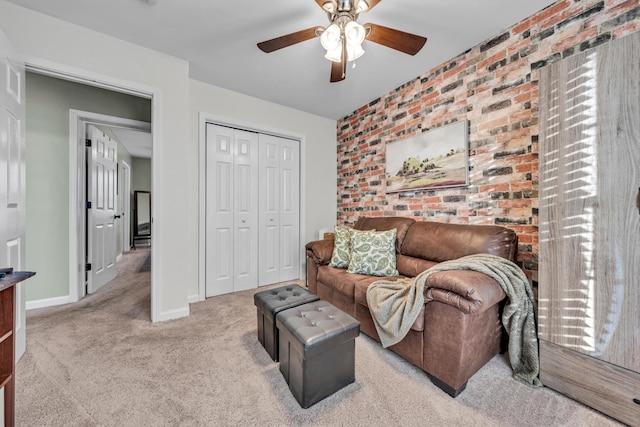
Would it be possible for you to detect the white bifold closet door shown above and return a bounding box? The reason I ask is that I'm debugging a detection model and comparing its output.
[206,124,259,297]
[205,124,300,298]
[258,134,300,286]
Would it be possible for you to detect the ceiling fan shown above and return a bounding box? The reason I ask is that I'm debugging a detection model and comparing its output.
[257,0,427,83]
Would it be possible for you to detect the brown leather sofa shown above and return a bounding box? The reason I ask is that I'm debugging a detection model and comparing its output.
[305,216,518,397]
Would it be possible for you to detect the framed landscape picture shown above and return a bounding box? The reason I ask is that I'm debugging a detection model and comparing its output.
[385,120,469,193]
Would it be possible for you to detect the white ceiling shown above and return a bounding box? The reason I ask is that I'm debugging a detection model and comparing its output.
[7,0,556,120]
[111,128,152,159]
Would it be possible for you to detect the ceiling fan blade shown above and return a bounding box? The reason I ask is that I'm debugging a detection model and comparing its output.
[257,27,322,53]
[364,23,427,55]
[330,60,346,82]
[330,36,347,82]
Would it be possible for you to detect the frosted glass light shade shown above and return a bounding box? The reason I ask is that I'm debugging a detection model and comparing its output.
[345,21,365,46]
[325,46,343,62]
[320,24,341,51]
[347,43,364,61]
[355,0,369,14]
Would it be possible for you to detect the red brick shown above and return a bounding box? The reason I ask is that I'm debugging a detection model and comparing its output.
[531,0,572,26]
[512,18,532,36]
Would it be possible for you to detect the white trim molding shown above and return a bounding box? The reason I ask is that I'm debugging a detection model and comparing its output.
[157,306,190,322]
[26,296,71,311]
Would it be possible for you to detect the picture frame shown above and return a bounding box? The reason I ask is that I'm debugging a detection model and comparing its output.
[385,120,469,193]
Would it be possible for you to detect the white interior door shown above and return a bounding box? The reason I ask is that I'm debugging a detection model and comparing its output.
[205,124,258,297]
[0,28,27,361]
[232,130,259,291]
[258,134,280,286]
[278,137,300,282]
[86,125,118,293]
[206,124,234,296]
[258,134,300,285]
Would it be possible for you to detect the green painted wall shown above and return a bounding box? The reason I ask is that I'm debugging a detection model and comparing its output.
[25,72,151,301]
[132,157,151,192]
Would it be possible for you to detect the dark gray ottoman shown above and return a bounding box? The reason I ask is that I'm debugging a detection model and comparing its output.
[276,300,360,408]
[254,284,319,361]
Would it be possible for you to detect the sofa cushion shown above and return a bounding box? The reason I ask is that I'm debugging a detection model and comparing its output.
[328,225,353,268]
[317,266,367,299]
[396,254,437,278]
[400,221,518,262]
[354,216,415,253]
[347,229,399,277]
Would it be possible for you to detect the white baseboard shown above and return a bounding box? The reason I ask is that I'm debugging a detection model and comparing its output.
[188,294,202,304]
[156,306,190,322]
[26,295,71,311]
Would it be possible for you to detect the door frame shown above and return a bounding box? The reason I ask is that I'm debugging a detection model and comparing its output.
[197,112,306,302]
[121,159,131,254]
[70,111,151,301]
[24,58,162,321]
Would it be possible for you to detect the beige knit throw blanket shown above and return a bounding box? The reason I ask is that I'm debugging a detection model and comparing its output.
[366,253,541,387]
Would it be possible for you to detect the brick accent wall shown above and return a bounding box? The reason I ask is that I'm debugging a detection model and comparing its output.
[336,0,639,284]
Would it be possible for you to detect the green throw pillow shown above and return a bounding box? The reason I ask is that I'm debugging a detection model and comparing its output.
[328,225,352,268]
[347,228,399,277]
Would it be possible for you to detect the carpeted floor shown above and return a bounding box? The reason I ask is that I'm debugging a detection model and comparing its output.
[16,248,622,426]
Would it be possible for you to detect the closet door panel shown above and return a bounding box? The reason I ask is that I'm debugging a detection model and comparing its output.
[205,124,235,297]
[233,130,259,292]
[592,32,640,370]
[258,135,300,285]
[279,139,300,282]
[538,50,598,353]
[258,135,281,286]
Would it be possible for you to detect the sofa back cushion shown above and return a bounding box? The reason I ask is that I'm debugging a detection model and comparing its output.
[396,254,437,278]
[400,221,518,263]
[353,216,415,253]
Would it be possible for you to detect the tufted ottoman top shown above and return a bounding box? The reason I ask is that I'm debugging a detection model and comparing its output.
[276,300,360,359]
[254,284,319,314]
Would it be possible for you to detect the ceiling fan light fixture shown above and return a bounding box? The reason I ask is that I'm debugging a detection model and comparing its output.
[345,20,365,46]
[324,46,343,62]
[355,0,369,14]
[347,43,364,61]
[320,23,341,51]
[321,1,336,12]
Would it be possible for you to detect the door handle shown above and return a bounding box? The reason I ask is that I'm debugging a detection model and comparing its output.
[114,214,122,219]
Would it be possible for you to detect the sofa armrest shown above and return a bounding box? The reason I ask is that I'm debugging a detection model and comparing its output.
[305,239,334,266]
[305,239,334,295]
[423,270,506,315]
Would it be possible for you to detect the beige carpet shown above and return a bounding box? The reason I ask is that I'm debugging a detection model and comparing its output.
[17,249,622,426]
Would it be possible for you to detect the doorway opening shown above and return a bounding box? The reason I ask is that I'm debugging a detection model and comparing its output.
[24,63,161,321]
[73,113,152,298]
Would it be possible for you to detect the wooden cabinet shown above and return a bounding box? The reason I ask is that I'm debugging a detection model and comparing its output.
[538,32,640,426]
[0,271,34,427]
